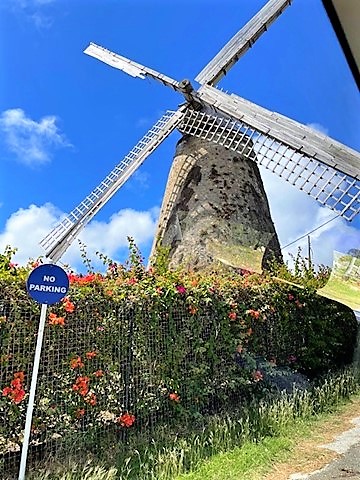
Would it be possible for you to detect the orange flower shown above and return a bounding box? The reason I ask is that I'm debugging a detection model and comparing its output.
[228,311,237,321]
[75,408,85,418]
[169,392,180,402]
[246,309,260,319]
[63,298,75,313]
[85,393,97,406]
[70,357,84,369]
[93,370,104,378]
[72,376,90,396]
[117,412,135,428]
[86,351,97,359]
[48,313,65,327]
[189,305,198,315]
[13,371,25,383]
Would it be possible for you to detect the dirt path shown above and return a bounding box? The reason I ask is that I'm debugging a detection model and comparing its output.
[263,396,360,480]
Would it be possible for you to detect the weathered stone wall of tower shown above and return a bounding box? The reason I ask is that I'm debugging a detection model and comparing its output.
[151,135,281,271]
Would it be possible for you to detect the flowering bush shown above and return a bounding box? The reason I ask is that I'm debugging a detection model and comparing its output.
[0,241,357,466]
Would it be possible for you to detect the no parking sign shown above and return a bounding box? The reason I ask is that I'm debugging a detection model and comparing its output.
[20,264,69,480]
[26,264,69,304]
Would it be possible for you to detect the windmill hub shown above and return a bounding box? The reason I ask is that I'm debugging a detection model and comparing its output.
[178,79,193,93]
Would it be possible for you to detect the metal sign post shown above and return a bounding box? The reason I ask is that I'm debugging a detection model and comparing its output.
[18,264,69,480]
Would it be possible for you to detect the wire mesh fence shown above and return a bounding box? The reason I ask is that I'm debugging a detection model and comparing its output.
[0,277,358,479]
[0,295,245,479]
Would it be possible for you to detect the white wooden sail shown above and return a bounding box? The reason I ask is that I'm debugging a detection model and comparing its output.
[84,43,184,93]
[195,0,291,86]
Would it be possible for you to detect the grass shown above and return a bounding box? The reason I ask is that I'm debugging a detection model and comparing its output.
[25,367,360,480]
[175,394,360,480]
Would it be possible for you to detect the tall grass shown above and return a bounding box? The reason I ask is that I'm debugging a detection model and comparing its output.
[29,367,360,480]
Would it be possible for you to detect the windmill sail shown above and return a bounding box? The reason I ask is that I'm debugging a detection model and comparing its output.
[179,97,360,220]
[84,43,186,94]
[40,108,185,262]
[195,0,292,86]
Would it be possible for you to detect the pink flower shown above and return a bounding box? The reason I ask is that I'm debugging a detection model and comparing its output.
[252,370,263,382]
[176,285,186,295]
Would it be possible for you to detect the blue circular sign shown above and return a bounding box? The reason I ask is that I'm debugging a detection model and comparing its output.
[26,264,69,305]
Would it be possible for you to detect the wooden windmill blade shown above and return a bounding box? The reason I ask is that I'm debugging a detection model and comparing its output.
[40,108,186,262]
[84,43,186,94]
[195,0,292,86]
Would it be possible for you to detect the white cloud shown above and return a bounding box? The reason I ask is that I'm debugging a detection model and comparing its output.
[260,167,360,267]
[3,0,55,28]
[0,109,71,166]
[306,123,329,135]
[0,204,159,269]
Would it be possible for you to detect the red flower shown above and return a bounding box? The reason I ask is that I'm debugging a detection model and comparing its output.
[72,376,90,397]
[246,309,260,319]
[169,392,180,402]
[86,351,97,359]
[288,294,294,301]
[93,370,104,378]
[228,311,237,321]
[68,273,100,285]
[70,357,84,369]
[127,277,137,285]
[117,412,135,428]
[2,372,26,404]
[48,313,65,327]
[13,389,26,404]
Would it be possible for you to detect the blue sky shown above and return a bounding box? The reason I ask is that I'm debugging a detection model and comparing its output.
[0,0,359,271]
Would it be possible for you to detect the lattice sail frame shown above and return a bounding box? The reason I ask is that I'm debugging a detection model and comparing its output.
[178,109,360,221]
[40,109,185,261]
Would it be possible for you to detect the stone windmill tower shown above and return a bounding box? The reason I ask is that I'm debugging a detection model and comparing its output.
[151,134,281,271]
[40,0,359,270]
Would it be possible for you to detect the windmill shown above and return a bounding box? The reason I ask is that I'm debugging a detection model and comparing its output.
[40,0,360,268]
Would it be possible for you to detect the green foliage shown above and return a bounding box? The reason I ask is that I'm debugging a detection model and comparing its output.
[269,247,331,289]
[27,369,360,480]
[0,243,358,477]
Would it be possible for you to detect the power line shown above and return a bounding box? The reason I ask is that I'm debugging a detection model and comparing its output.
[281,213,341,250]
